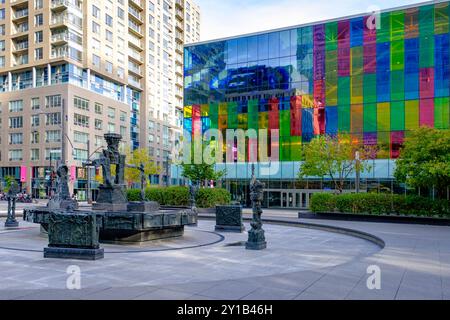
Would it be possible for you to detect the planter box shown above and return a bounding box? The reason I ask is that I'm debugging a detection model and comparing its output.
[215,205,245,233]
[299,211,450,226]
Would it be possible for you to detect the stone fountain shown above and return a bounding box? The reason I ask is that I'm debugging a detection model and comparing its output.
[23,134,198,260]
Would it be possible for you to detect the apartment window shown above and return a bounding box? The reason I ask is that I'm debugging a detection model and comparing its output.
[0,40,4,51]
[117,7,124,20]
[74,114,89,127]
[105,61,113,73]
[34,14,43,27]
[46,113,61,125]
[0,25,5,36]
[95,103,103,114]
[31,149,39,161]
[30,131,39,144]
[46,130,61,143]
[9,116,23,128]
[45,95,61,108]
[35,48,43,60]
[74,149,88,161]
[95,119,103,130]
[35,31,43,43]
[74,131,88,144]
[106,30,113,42]
[92,38,100,50]
[120,111,127,122]
[0,56,4,68]
[92,22,100,34]
[105,14,113,27]
[31,114,40,127]
[9,150,23,161]
[92,54,100,67]
[108,123,116,133]
[0,9,5,20]
[31,97,40,110]
[34,0,43,10]
[95,135,103,147]
[107,107,115,119]
[9,133,23,145]
[117,67,124,79]
[120,126,126,137]
[45,148,61,161]
[9,100,23,112]
[74,96,89,111]
[92,5,100,18]
[105,46,113,57]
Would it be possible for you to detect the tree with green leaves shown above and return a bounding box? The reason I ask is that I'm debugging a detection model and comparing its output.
[125,148,161,186]
[298,134,375,193]
[395,127,450,199]
[181,162,225,188]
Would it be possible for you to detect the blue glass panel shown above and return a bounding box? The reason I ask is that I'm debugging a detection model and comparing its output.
[325,106,338,134]
[435,34,450,97]
[257,33,269,60]
[350,18,364,47]
[376,42,391,102]
[302,108,314,142]
[280,30,291,57]
[268,32,280,59]
[405,38,419,100]
[248,36,258,62]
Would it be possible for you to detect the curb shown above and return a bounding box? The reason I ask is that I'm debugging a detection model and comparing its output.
[198,214,386,249]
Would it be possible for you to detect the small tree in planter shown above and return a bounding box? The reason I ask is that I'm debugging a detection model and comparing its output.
[298,134,375,194]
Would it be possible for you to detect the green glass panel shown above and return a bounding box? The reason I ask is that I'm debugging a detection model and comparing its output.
[351,46,363,74]
[351,74,363,105]
[238,114,248,129]
[377,103,391,132]
[405,100,420,130]
[435,3,449,34]
[419,35,434,68]
[325,22,338,51]
[419,5,435,36]
[435,97,450,129]
[338,105,351,133]
[209,102,218,115]
[280,136,291,161]
[391,40,404,70]
[227,102,238,129]
[391,11,405,41]
[377,12,391,43]
[338,77,350,105]
[248,100,259,130]
[391,70,405,102]
[377,131,391,159]
[279,110,291,137]
[363,103,377,132]
[363,74,377,104]
[390,101,405,131]
[290,136,302,161]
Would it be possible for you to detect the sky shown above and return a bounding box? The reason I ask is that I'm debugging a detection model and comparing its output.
[195,0,427,42]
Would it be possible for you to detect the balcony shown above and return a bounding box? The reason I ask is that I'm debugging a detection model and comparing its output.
[129,0,144,11]
[14,54,29,66]
[175,0,184,8]
[10,0,28,8]
[128,7,143,24]
[51,45,69,59]
[51,0,82,13]
[51,14,69,28]
[128,78,142,90]
[13,41,29,53]
[13,9,29,22]
[13,23,29,36]
[51,32,69,45]
[128,21,144,38]
[128,64,142,77]
[175,8,184,21]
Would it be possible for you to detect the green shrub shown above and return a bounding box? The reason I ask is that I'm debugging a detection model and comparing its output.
[310,193,450,217]
[196,188,231,208]
[127,186,231,208]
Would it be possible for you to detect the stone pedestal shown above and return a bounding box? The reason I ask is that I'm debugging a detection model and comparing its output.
[44,212,104,260]
[215,205,245,233]
[127,201,160,212]
[93,185,128,211]
[246,229,267,250]
[4,219,19,228]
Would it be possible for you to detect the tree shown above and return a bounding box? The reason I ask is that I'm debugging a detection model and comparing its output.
[395,127,450,198]
[181,162,225,187]
[298,134,374,193]
[125,148,161,186]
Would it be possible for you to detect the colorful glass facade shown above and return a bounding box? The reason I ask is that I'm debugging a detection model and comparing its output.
[184,1,450,163]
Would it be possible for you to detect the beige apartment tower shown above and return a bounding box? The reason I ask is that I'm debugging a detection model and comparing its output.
[0,0,200,199]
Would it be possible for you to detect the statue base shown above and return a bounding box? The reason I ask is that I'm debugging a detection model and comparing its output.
[47,199,79,211]
[246,228,267,250]
[44,247,104,260]
[215,205,245,233]
[127,201,160,212]
[4,220,19,228]
[93,185,128,211]
[215,225,245,233]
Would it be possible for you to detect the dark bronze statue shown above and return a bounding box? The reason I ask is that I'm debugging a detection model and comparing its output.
[5,181,19,228]
[246,164,267,250]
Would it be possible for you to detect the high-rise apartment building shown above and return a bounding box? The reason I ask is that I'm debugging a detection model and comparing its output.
[0,0,200,199]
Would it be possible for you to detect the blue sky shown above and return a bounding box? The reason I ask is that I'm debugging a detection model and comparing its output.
[195,0,426,41]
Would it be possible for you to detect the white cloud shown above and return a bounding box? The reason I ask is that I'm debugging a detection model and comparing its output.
[196,0,424,42]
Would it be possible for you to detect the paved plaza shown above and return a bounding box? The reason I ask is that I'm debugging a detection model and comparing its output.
[0,205,449,300]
